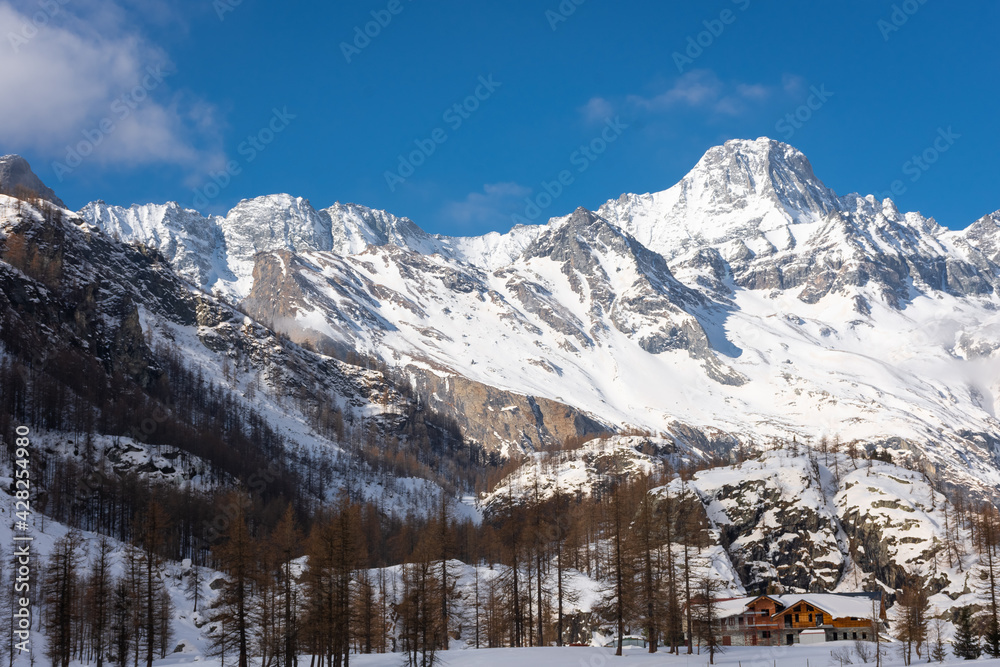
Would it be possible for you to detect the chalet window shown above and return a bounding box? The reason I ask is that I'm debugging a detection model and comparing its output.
[808,614,813,622]
[842,633,847,640]
[739,617,744,626]
[817,613,824,625]
[795,605,802,612]
[863,633,868,640]
[794,614,799,622]
[852,632,857,640]
[761,631,771,639]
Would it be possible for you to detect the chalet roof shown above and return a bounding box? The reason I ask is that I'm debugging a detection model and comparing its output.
[715,593,880,620]
[716,596,759,618]
[769,594,878,619]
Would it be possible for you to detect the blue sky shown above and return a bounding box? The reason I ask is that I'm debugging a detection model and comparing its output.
[1,0,996,235]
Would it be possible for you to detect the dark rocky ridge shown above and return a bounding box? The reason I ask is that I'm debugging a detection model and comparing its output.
[0,154,66,208]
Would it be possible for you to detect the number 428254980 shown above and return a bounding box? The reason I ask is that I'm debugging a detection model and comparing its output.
[14,427,31,518]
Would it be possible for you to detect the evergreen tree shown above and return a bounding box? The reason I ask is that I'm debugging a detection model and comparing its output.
[929,618,948,663]
[953,607,982,660]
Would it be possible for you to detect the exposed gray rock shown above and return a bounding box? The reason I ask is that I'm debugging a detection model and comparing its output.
[0,154,65,207]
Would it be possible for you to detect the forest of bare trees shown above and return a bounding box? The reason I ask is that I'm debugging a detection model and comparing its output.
[7,391,1000,665]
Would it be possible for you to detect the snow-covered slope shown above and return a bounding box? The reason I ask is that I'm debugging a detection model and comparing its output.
[78,138,1000,484]
[597,138,844,258]
[2,193,480,521]
[80,196,535,298]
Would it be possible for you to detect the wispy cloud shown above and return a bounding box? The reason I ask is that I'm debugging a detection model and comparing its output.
[582,70,783,121]
[441,182,531,230]
[0,1,223,172]
[781,73,807,95]
[580,97,615,124]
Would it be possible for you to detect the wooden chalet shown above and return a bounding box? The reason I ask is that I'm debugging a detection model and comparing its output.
[695,592,885,647]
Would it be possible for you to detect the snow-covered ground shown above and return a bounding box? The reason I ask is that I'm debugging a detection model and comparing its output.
[146,644,994,667]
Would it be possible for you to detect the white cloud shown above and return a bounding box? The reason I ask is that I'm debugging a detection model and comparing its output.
[782,73,807,95]
[583,70,783,120]
[0,1,222,172]
[442,182,532,229]
[580,97,615,124]
[626,70,725,111]
[736,83,770,101]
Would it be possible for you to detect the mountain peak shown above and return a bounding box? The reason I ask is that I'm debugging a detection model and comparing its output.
[0,154,66,208]
[684,137,839,222]
[323,201,434,255]
[597,137,843,257]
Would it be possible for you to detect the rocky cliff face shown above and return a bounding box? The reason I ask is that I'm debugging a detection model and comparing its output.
[694,453,847,592]
[413,371,609,455]
[687,451,969,595]
[491,443,972,596]
[0,154,65,207]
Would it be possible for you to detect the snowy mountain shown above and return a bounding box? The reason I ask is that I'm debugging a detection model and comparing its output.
[597,138,844,258]
[8,146,1000,660]
[78,138,1000,495]
[0,191,482,522]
